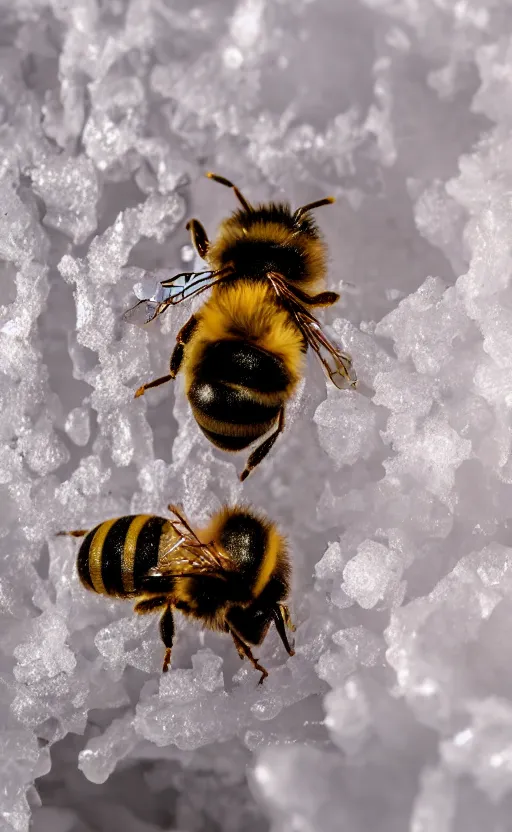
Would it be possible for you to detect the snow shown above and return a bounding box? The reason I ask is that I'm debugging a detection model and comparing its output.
[2,0,512,829]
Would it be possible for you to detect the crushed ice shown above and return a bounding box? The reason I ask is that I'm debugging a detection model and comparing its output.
[1,0,512,830]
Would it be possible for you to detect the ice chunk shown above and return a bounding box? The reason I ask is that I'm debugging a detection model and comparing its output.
[373,367,438,418]
[12,682,88,741]
[54,455,112,510]
[17,418,69,476]
[314,390,378,467]
[315,541,344,580]
[94,614,156,678]
[324,676,372,754]
[441,698,512,802]
[386,544,512,730]
[14,612,76,684]
[78,716,138,785]
[383,413,472,505]
[411,178,468,275]
[0,173,49,267]
[135,650,233,750]
[253,746,351,832]
[31,156,99,244]
[332,626,383,667]
[375,277,472,376]
[82,76,147,174]
[472,40,512,125]
[316,646,357,688]
[229,0,265,50]
[0,730,45,832]
[64,407,90,447]
[85,193,185,286]
[342,539,408,610]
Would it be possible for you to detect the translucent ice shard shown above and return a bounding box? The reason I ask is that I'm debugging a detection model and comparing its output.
[78,716,138,785]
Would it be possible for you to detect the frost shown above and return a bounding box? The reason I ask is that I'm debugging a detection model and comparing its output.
[1,0,512,831]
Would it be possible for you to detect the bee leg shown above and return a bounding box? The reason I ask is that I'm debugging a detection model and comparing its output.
[232,639,247,661]
[293,196,335,223]
[272,606,295,657]
[278,603,296,633]
[134,374,173,399]
[134,313,198,394]
[240,407,285,482]
[159,605,175,673]
[170,314,199,378]
[229,630,268,684]
[134,597,171,669]
[133,596,168,614]
[303,291,340,307]
[206,172,252,212]
[56,529,89,537]
[186,219,210,259]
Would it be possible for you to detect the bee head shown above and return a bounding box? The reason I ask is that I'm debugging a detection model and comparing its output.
[201,506,289,599]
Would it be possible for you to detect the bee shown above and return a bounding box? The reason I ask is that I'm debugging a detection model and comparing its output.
[126,172,357,481]
[58,504,295,683]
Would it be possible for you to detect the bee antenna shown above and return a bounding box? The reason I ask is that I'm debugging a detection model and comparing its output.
[206,172,252,212]
[293,196,335,223]
[56,529,88,538]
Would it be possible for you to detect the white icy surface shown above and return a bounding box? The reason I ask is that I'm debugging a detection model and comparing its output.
[1,0,512,830]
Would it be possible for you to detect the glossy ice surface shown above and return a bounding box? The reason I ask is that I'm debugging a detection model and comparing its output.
[1,0,511,830]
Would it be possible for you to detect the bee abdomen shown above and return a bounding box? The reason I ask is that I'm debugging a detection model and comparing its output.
[189,379,281,424]
[188,380,280,451]
[77,523,101,591]
[199,425,269,451]
[197,340,290,393]
[77,515,169,598]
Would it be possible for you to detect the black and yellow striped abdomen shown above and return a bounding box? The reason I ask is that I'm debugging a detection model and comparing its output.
[77,515,171,598]
[187,339,289,451]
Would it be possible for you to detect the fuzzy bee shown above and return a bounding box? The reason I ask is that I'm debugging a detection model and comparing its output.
[59,504,294,682]
[126,172,357,481]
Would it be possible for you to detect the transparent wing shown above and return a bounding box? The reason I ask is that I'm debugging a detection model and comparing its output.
[159,270,217,302]
[267,273,357,390]
[149,545,229,580]
[123,269,232,328]
[123,298,165,327]
[147,504,232,580]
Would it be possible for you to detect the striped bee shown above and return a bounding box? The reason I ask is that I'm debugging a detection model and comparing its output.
[59,504,295,682]
[127,172,357,481]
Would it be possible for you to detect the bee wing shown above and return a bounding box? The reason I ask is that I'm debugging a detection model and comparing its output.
[123,269,233,327]
[268,273,357,389]
[304,318,357,389]
[148,534,231,581]
[159,270,217,304]
[123,298,168,327]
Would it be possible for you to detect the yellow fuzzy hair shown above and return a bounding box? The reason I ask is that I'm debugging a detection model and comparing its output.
[183,280,305,391]
[198,505,290,598]
[207,217,328,289]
